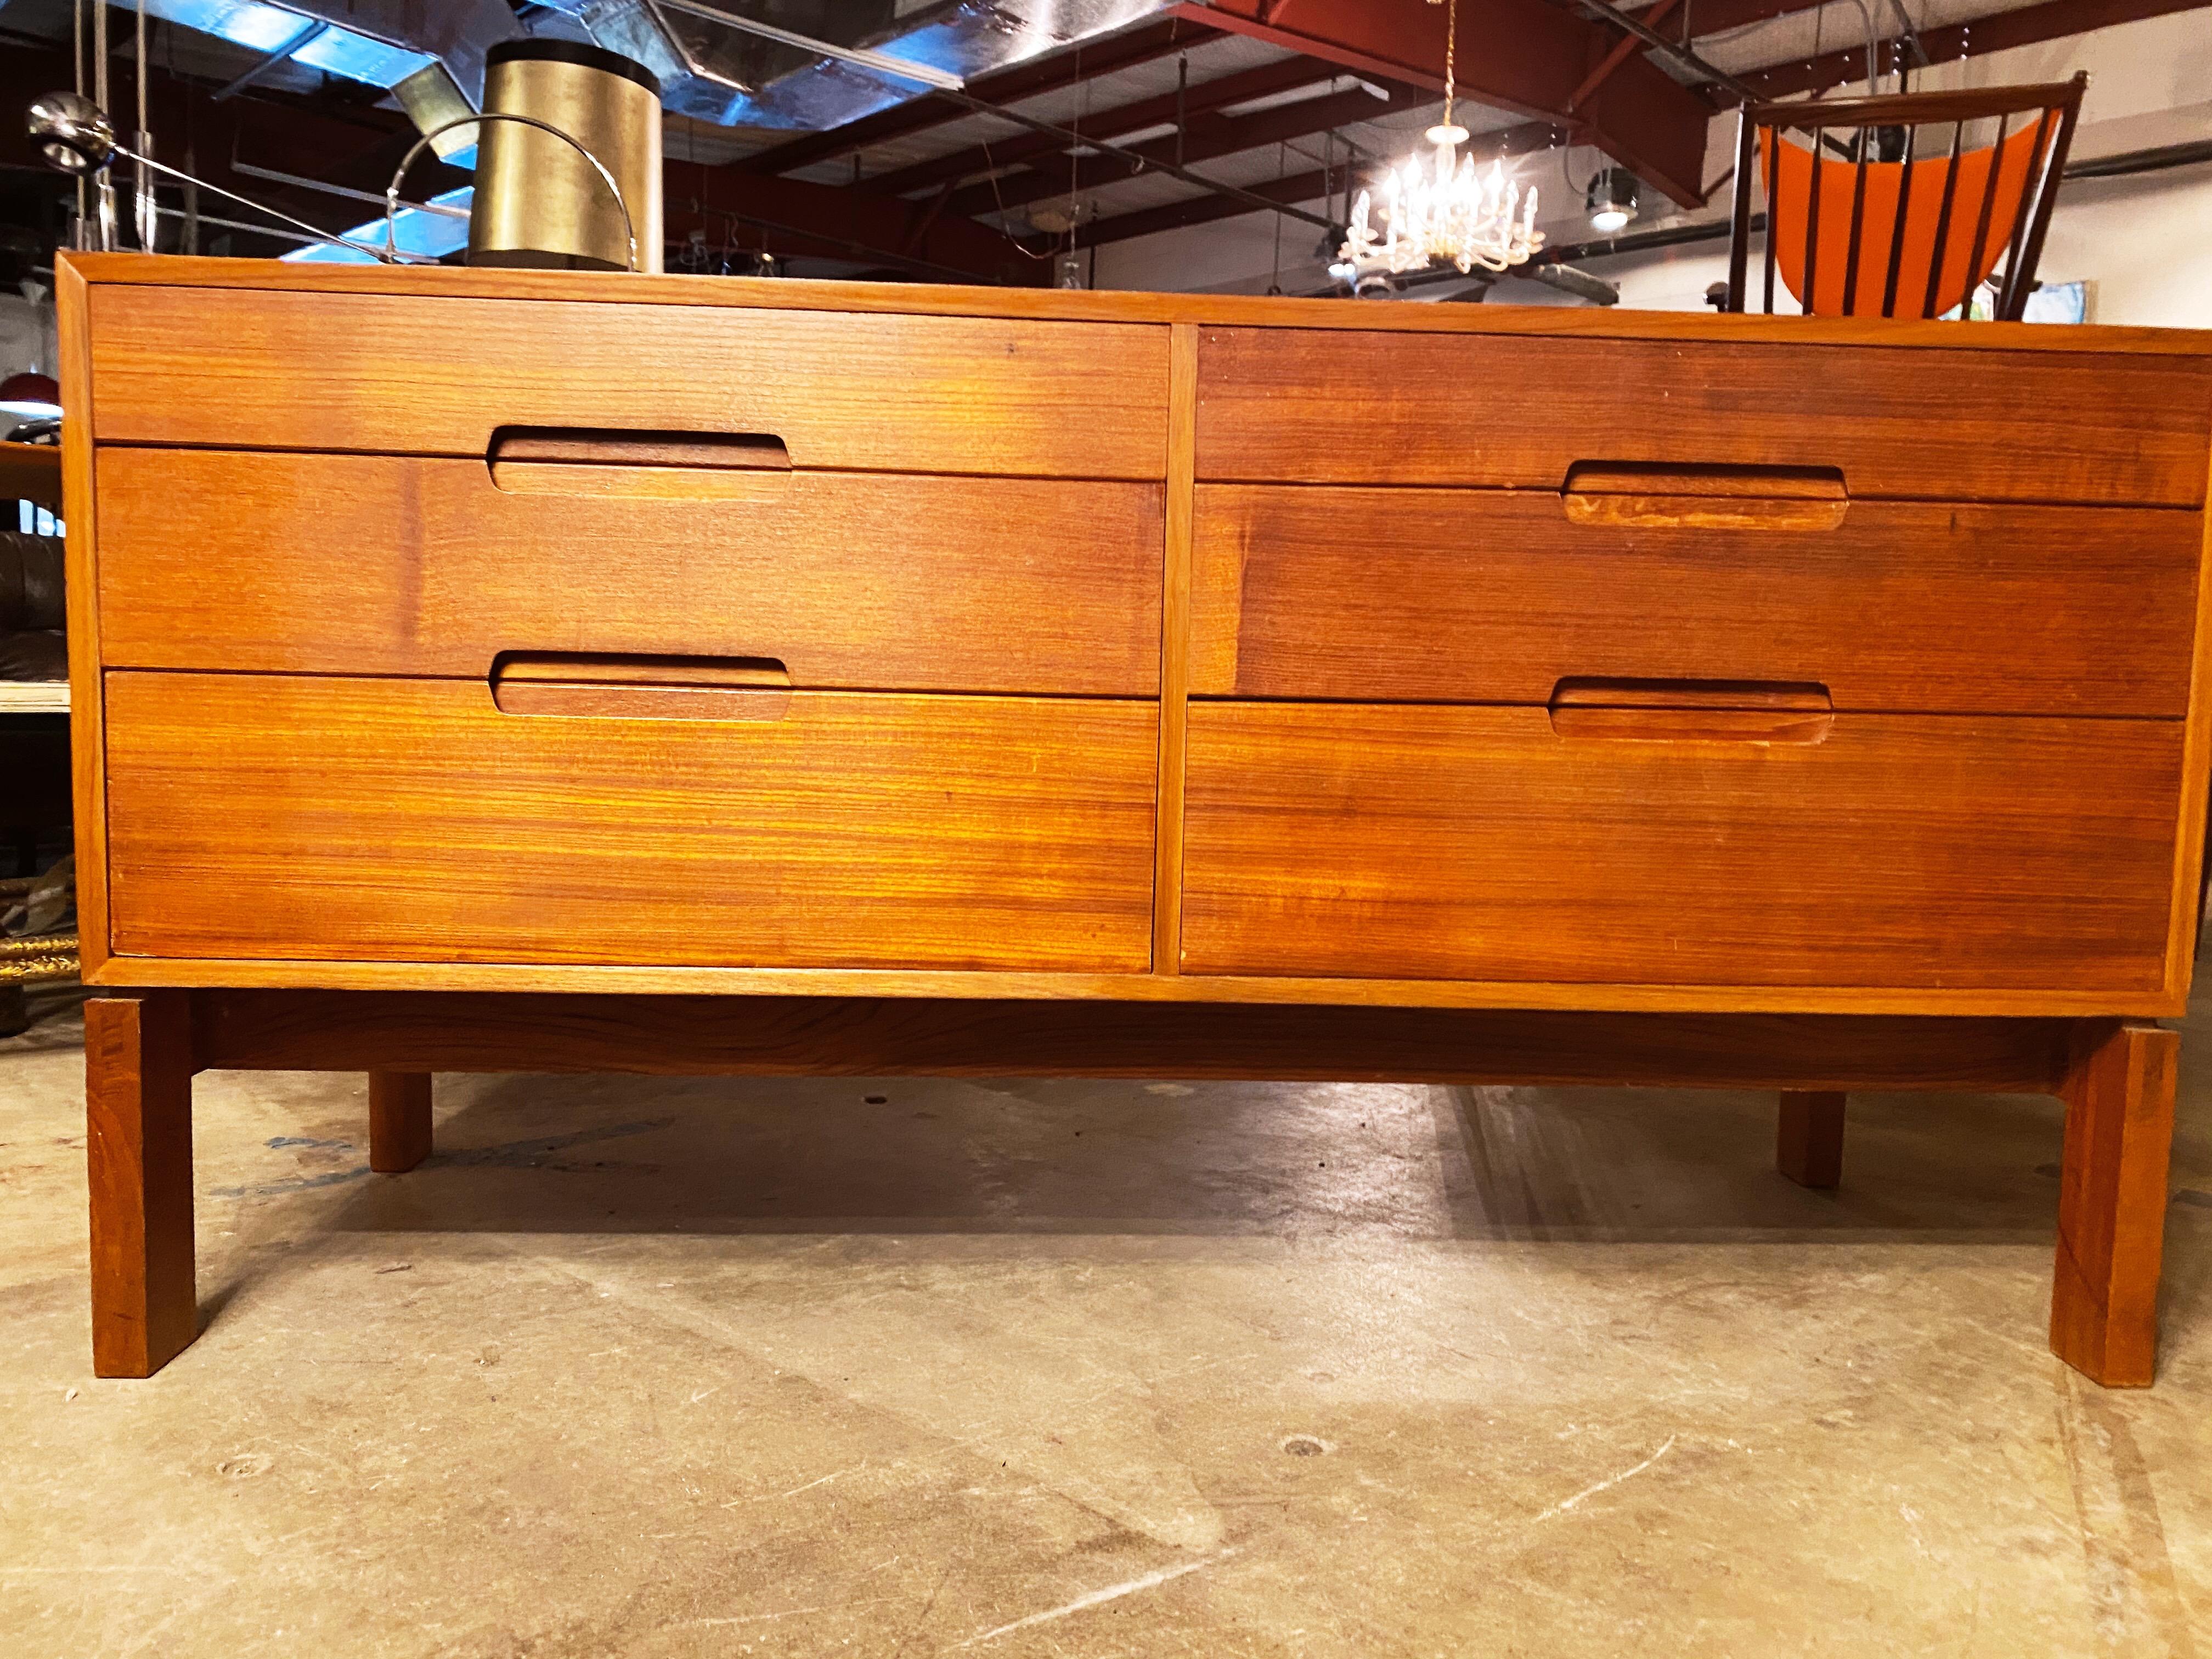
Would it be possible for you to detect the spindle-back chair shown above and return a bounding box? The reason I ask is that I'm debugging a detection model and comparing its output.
[1725,74,2086,319]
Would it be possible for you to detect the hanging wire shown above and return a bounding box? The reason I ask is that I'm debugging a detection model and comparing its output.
[1064,44,1083,284]
[1174,53,1187,171]
[1069,47,1081,262]
[1271,131,1372,228]
[1439,0,1458,133]
[1268,140,1285,294]
[1558,136,1606,201]
[168,16,198,254]
[134,0,154,251]
[92,0,114,250]
[977,134,1060,262]
[71,0,86,247]
[1835,0,1880,92]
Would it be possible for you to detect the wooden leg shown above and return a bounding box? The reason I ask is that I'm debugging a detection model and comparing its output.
[86,991,197,1378]
[369,1071,433,1173]
[2052,1022,2176,1387]
[1777,1090,1845,1188]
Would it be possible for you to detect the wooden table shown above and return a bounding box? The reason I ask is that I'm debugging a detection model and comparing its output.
[59,254,2212,1384]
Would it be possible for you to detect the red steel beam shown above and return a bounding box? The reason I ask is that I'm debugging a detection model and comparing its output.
[1734,0,2211,100]
[1080,162,1334,247]
[1168,0,1713,204]
[944,78,1437,223]
[1165,0,1461,93]
[1609,0,1907,49]
[737,15,1219,177]
[1573,0,1683,112]
[1079,117,1564,246]
[672,165,1047,283]
[1643,0,1823,36]
[662,207,1037,280]
[868,55,1350,199]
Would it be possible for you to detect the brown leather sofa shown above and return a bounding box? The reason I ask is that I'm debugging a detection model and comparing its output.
[1,527,69,868]
[1,528,65,683]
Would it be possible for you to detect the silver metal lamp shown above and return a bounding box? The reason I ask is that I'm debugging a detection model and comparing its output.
[27,89,407,262]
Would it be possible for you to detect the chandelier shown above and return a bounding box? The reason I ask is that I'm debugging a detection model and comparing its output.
[1333,0,1543,282]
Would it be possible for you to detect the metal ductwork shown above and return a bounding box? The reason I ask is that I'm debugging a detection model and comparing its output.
[147,0,1181,133]
[269,1,520,101]
[547,0,898,126]
[536,0,1176,129]
[133,1,521,103]
[266,0,1178,263]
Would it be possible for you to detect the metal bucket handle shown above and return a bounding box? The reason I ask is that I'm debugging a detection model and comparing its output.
[387,115,639,272]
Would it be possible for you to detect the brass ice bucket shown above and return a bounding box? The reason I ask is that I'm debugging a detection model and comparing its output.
[468,40,663,273]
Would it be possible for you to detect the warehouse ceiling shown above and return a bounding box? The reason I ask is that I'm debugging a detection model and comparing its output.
[0,0,2202,284]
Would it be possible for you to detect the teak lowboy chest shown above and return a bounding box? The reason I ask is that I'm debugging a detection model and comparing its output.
[59,255,2212,1384]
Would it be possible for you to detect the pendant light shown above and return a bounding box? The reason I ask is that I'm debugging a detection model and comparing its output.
[1333,0,1544,282]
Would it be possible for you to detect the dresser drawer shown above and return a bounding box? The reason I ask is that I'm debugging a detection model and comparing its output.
[98,450,1163,695]
[1195,329,2212,506]
[1190,486,2201,715]
[87,286,1170,479]
[104,674,1158,972]
[1181,703,2181,990]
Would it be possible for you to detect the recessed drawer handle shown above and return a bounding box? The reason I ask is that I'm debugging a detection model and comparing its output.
[488,426,792,499]
[1560,461,1848,531]
[491,652,792,721]
[1549,678,1833,744]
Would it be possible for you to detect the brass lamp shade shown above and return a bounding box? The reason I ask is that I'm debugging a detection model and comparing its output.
[469,40,663,274]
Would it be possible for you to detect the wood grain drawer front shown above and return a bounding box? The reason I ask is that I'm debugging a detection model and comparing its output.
[1182,703,2181,990]
[98,450,1163,695]
[1195,329,2212,506]
[1190,487,2202,715]
[105,674,1158,972]
[87,286,1169,479]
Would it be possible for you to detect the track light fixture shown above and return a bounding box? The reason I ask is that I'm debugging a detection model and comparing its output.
[1586,168,1640,234]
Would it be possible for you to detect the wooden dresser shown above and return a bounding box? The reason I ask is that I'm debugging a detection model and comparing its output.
[59,255,2212,1385]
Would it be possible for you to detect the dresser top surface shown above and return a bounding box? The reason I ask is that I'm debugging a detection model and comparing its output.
[63,253,2212,358]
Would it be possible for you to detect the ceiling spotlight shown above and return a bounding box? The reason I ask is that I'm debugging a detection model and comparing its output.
[1586,168,1640,234]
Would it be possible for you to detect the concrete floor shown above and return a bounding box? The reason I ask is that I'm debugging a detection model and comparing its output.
[4,987,2212,1657]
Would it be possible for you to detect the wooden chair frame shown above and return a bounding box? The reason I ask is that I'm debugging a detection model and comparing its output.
[1726,74,2087,320]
